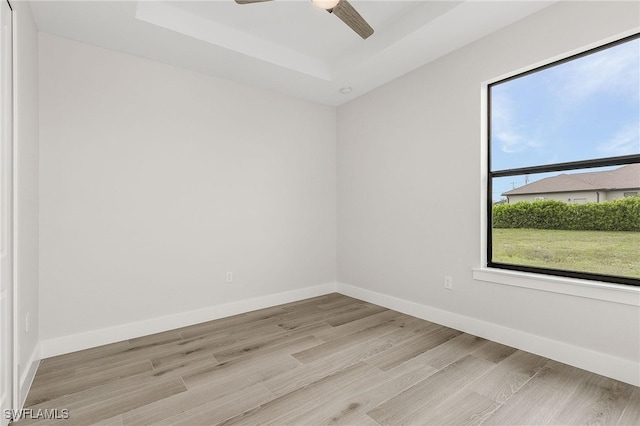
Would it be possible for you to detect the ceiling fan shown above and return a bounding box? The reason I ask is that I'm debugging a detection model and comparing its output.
[234,0,374,39]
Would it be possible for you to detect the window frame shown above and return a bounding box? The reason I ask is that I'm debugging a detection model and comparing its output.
[486,33,640,288]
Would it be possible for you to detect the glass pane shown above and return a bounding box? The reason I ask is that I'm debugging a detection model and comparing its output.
[491,165,640,278]
[490,37,640,171]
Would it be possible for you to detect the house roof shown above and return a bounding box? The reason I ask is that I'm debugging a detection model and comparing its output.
[503,164,640,196]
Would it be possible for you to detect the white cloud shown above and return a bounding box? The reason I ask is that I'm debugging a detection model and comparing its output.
[492,38,638,164]
[555,38,639,103]
[491,91,541,153]
[598,123,640,156]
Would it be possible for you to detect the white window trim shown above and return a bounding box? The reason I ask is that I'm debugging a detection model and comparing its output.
[477,30,640,306]
[472,267,640,307]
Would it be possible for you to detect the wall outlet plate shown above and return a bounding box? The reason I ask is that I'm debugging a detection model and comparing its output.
[444,276,453,290]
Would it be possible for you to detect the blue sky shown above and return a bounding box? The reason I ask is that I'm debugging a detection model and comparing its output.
[490,36,639,201]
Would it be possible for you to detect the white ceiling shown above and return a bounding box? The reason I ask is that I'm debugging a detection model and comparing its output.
[29,0,557,105]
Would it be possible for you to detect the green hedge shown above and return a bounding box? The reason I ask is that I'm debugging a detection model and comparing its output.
[492,197,640,231]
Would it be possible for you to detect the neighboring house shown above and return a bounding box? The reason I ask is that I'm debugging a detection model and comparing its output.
[502,164,640,203]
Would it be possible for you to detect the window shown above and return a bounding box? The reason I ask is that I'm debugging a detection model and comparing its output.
[488,34,640,287]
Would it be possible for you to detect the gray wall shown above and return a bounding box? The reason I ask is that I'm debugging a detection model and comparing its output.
[39,33,337,344]
[337,0,639,382]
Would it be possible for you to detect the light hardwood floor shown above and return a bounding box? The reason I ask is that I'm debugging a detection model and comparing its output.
[18,293,640,425]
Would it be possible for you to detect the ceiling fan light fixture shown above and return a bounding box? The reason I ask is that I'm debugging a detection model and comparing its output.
[311,0,340,11]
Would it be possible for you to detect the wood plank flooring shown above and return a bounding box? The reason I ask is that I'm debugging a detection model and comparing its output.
[17,294,640,425]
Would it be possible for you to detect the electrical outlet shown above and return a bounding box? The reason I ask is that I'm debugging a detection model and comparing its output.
[444,276,453,290]
[226,272,233,283]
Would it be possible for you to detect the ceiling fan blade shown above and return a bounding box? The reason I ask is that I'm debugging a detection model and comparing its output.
[234,0,273,4]
[331,0,374,39]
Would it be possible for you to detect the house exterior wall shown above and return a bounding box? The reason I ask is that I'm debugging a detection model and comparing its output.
[507,188,640,203]
[507,191,599,204]
[606,189,640,201]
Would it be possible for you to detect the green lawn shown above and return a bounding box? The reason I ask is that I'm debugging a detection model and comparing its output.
[492,228,640,278]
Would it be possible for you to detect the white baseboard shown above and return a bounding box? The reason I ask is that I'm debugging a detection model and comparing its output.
[336,282,640,387]
[18,344,40,410]
[40,282,337,359]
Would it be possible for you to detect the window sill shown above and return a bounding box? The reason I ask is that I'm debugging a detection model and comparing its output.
[472,267,640,307]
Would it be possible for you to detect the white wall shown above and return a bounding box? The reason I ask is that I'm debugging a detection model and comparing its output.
[337,1,640,385]
[13,1,39,408]
[38,33,336,352]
